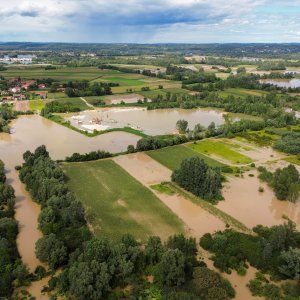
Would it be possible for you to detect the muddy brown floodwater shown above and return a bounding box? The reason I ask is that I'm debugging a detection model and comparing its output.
[0,115,139,296]
[66,107,226,135]
[219,170,300,230]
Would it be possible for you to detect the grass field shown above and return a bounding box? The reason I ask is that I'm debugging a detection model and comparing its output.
[0,66,119,81]
[187,140,252,164]
[62,160,184,240]
[53,97,90,110]
[146,145,225,171]
[218,88,268,98]
[284,156,300,166]
[28,100,46,111]
[101,76,144,86]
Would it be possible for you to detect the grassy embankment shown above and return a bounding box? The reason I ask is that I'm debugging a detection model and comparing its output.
[62,160,184,241]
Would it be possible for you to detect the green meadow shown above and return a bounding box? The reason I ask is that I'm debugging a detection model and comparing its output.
[62,160,184,241]
[146,144,225,171]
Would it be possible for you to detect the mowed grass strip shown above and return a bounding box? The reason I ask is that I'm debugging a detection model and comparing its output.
[62,160,184,241]
[187,140,252,165]
[146,145,225,171]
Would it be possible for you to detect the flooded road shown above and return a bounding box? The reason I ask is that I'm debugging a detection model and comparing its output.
[66,107,226,135]
[0,115,139,272]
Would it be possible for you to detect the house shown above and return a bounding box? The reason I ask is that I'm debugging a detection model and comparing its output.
[10,86,21,93]
[13,94,26,101]
[1,96,13,101]
[21,80,36,90]
[34,91,48,99]
[38,83,46,89]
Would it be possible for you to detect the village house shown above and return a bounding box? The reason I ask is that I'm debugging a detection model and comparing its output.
[34,91,48,99]
[21,80,36,90]
[13,94,26,101]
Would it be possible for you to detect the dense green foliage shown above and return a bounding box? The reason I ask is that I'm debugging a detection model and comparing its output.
[41,100,81,115]
[258,165,300,201]
[200,221,300,283]
[65,150,112,162]
[0,106,16,133]
[172,156,223,201]
[64,80,114,97]
[273,132,300,154]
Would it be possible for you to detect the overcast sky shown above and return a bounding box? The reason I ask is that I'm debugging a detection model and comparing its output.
[0,0,300,43]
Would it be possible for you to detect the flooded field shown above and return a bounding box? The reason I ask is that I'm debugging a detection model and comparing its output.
[260,78,300,88]
[65,107,226,135]
[113,153,225,237]
[104,93,145,104]
[218,170,300,230]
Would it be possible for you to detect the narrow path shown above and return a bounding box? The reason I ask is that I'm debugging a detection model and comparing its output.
[80,97,94,108]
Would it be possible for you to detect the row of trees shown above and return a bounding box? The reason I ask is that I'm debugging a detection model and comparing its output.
[19,146,235,299]
[258,165,300,202]
[0,105,16,133]
[64,80,114,97]
[41,100,81,115]
[273,132,300,154]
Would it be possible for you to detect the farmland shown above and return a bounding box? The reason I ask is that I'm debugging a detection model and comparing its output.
[187,139,253,164]
[62,159,184,241]
[146,144,225,171]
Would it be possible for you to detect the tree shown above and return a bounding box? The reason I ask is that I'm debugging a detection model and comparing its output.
[68,261,111,299]
[176,119,188,134]
[273,164,300,201]
[145,236,164,265]
[279,248,300,280]
[35,234,67,269]
[156,249,185,286]
[172,157,222,201]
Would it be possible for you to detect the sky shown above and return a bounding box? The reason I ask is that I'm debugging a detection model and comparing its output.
[0,0,300,43]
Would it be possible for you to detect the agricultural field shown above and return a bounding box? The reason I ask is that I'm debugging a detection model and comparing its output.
[0,66,119,81]
[28,100,46,111]
[62,159,184,241]
[52,97,90,110]
[187,139,253,164]
[218,88,268,98]
[146,144,225,171]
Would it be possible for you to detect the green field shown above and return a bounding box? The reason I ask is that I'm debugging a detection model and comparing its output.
[0,66,119,81]
[101,76,144,86]
[53,97,90,110]
[28,100,46,111]
[62,160,184,240]
[188,140,252,164]
[146,145,225,171]
[218,88,268,98]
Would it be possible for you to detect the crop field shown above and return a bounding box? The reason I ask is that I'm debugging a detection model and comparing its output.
[28,100,46,111]
[53,97,90,110]
[187,139,253,164]
[146,145,225,171]
[62,160,184,240]
[218,88,268,98]
[0,66,119,81]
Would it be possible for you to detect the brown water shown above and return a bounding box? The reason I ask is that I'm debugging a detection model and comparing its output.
[260,79,300,88]
[66,107,226,135]
[0,115,139,275]
[218,171,300,230]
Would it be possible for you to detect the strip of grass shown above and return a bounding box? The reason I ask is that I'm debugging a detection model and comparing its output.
[284,156,300,166]
[146,145,225,171]
[165,182,251,233]
[52,97,90,110]
[188,140,252,165]
[150,182,175,195]
[29,100,45,111]
[62,160,184,240]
